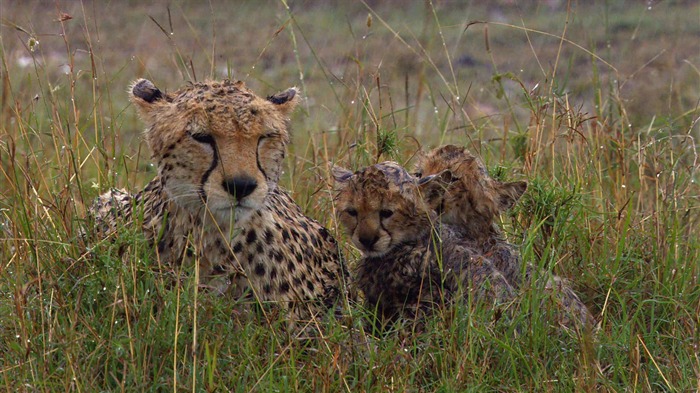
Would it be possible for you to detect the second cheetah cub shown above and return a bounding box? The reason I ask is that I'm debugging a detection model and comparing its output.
[415,144,527,285]
[416,145,593,329]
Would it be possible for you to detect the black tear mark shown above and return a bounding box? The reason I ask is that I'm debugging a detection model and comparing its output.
[199,137,219,200]
[256,137,269,180]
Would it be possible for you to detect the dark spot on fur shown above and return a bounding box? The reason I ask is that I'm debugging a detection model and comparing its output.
[318,227,330,239]
[264,229,274,243]
[281,229,290,241]
[157,239,167,253]
[246,229,257,244]
[279,281,290,293]
[254,264,266,276]
[232,242,243,254]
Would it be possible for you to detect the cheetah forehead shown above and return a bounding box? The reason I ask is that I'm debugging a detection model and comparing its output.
[349,162,419,198]
[372,162,415,183]
[429,144,471,161]
[418,145,487,177]
[170,80,253,106]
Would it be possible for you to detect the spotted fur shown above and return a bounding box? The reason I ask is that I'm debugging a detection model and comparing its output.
[333,162,515,325]
[416,145,593,329]
[90,79,347,320]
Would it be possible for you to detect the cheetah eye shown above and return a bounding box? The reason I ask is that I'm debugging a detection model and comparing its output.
[345,208,358,217]
[379,209,394,219]
[190,132,215,145]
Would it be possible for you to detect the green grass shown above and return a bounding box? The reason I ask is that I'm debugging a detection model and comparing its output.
[1,0,699,391]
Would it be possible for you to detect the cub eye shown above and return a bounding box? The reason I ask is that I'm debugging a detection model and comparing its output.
[379,209,394,219]
[190,132,215,145]
[345,208,358,217]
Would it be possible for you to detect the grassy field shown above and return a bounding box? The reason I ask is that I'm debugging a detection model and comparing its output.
[1,0,699,391]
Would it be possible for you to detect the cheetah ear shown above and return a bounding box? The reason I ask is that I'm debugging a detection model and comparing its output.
[331,165,354,184]
[417,170,452,211]
[130,79,170,122]
[412,149,428,178]
[494,180,528,211]
[267,88,300,116]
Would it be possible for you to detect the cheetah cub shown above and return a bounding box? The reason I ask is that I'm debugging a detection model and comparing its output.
[89,79,347,321]
[415,144,527,284]
[333,162,515,326]
[416,145,593,329]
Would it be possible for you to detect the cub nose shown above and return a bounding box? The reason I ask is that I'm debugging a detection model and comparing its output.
[358,234,378,250]
[222,176,258,200]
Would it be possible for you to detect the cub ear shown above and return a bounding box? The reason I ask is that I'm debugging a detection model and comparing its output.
[267,88,300,116]
[494,180,528,211]
[412,149,428,177]
[331,165,354,184]
[417,169,453,211]
[130,79,169,122]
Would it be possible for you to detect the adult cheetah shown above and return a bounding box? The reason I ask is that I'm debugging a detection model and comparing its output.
[332,162,515,326]
[415,145,593,329]
[91,79,347,321]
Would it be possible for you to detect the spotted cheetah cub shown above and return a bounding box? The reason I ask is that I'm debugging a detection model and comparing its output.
[415,145,527,284]
[333,162,514,325]
[90,79,347,321]
[416,145,593,328]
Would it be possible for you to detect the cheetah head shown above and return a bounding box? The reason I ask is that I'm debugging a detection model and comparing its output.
[332,162,449,257]
[130,79,299,223]
[415,145,527,234]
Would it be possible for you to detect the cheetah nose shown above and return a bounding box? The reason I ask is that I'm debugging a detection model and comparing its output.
[222,176,258,200]
[358,234,377,250]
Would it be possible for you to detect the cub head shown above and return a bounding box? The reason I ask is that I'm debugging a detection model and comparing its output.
[130,79,299,223]
[415,145,527,236]
[332,161,449,257]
